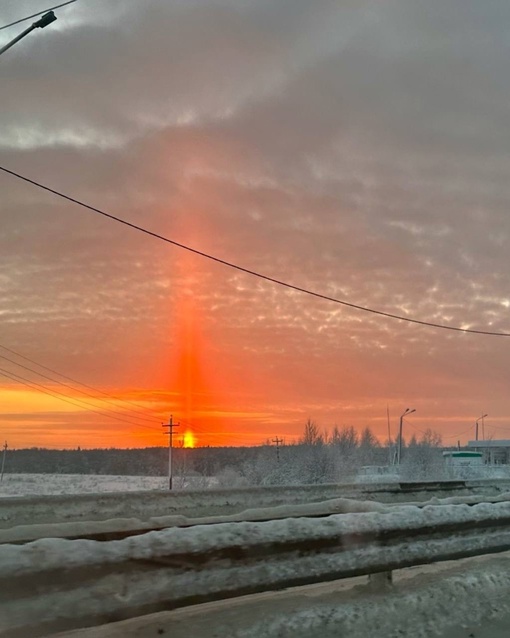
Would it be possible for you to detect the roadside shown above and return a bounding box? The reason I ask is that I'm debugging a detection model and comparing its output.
[49,553,510,638]
[439,616,509,638]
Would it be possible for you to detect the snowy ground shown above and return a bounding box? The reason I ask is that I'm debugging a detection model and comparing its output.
[0,473,213,497]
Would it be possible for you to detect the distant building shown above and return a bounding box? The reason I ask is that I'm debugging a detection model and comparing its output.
[443,450,483,468]
[442,450,484,479]
[467,440,510,465]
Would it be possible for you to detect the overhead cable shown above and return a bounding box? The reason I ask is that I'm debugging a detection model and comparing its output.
[0,367,160,431]
[0,353,160,426]
[1,166,508,336]
[0,1,78,31]
[0,343,163,420]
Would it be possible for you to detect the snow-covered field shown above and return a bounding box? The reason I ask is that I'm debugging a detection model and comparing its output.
[0,473,213,497]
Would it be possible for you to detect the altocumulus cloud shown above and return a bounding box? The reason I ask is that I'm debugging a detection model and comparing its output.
[1,0,510,445]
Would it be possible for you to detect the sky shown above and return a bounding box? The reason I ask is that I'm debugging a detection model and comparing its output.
[1,0,510,449]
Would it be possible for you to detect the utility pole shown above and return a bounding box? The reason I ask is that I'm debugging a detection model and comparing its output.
[162,415,179,490]
[0,442,7,482]
[272,436,283,461]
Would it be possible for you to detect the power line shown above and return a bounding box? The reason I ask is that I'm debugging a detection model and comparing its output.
[177,418,211,437]
[443,425,475,440]
[0,367,160,431]
[0,343,163,420]
[1,166,508,337]
[0,349,251,441]
[486,423,510,433]
[0,1,77,31]
[178,416,255,441]
[0,347,251,442]
[0,353,160,426]
[399,418,472,443]
[0,345,253,443]
[177,420,248,444]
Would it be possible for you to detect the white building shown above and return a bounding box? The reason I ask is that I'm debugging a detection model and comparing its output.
[467,440,510,465]
[442,450,483,475]
[443,450,483,466]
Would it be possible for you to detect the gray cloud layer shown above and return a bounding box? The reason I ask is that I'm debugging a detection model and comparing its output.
[1,0,510,444]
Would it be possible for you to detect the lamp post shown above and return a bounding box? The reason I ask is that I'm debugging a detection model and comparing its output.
[475,414,488,442]
[0,11,57,57]
[397,408,416,465]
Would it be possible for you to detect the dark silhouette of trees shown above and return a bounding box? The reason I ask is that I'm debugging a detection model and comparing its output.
[4,421,444,486]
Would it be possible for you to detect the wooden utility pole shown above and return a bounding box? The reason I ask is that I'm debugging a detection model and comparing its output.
[1,441,7,482]
[272,436,283,462]
[162,416,179,490]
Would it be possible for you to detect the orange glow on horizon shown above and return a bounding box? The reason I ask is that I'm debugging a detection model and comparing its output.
[1,384,501,449]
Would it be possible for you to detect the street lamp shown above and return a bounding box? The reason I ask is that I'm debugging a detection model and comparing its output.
[475,414,488,442]
[397,407,416,465]
[0,11,57,57]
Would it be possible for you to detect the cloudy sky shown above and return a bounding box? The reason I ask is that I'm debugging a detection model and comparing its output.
[1,0,510,449]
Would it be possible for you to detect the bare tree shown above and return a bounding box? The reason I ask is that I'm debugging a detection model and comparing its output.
[300,419,324,446]
[331,425,359,480]
[401,429,446,480]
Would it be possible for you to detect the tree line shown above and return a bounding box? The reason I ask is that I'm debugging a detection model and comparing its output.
[3,420,446,485]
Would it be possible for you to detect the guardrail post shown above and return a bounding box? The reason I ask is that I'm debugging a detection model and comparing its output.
[368,571,393,589]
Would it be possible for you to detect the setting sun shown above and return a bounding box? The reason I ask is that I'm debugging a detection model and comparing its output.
[182,430,196,448]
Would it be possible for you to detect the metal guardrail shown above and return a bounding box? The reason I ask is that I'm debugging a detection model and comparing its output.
[2,478,509,530]
[0,497,388,545]
[2,501,510,637]
[3,492,510,545]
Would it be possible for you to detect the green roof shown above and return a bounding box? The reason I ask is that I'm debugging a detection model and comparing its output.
[443,451,483,458]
